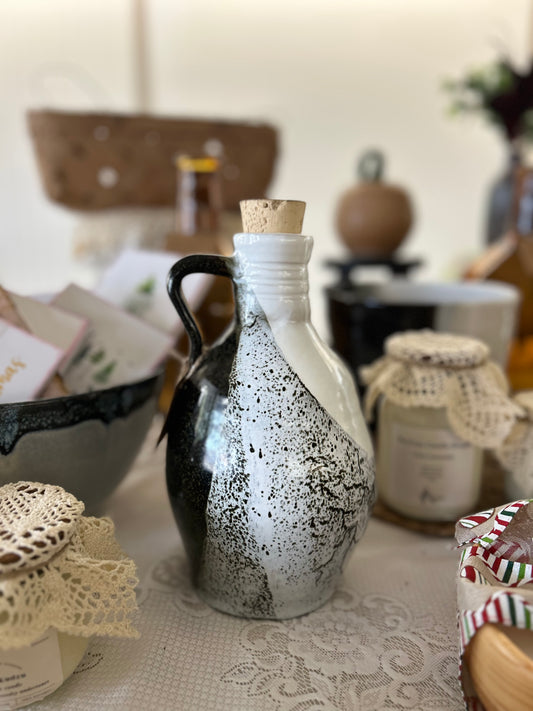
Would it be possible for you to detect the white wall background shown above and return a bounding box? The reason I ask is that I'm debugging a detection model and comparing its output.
[0,0,530,337]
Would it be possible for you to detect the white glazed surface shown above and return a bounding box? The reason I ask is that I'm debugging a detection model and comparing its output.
[199,311,375,617]
[233,233,373,454]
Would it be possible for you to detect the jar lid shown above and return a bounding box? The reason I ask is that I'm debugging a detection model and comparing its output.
[386,330,489,368]
[0,481,84,574]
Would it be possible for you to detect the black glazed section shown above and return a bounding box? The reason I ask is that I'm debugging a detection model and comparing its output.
[0,371,164,456]
[164,330,236,583]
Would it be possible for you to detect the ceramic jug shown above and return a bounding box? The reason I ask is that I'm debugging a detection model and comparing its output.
[163,200,375,620]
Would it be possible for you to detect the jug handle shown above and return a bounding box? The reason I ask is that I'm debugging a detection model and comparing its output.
[167,254,233,365]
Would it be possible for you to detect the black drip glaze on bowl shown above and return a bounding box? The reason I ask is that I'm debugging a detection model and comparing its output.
[0,371,164,514]
[0,373,161,455]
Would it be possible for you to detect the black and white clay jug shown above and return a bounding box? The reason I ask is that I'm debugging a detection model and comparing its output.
[163,199,375,619]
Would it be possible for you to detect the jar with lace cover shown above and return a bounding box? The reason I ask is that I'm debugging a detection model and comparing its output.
[0,481,139,710]
[361,331,522,522]
[494,390,533,501]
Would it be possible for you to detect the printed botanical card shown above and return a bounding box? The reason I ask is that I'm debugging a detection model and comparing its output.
[52,284,175,393]
[0,319,64,403]
[8,292,90,374]
[94,248,212,336]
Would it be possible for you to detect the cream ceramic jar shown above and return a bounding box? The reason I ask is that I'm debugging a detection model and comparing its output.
[495,390,533,501]
[0,630,89,710]
[361,330,522,522]
[376,399,483,521]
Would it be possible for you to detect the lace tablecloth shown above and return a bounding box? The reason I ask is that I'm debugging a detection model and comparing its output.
[30,418,464,711]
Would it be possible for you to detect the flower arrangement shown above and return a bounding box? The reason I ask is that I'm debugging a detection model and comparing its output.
[444,58,533,143]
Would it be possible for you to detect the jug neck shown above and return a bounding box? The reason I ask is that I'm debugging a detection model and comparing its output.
[232,233,313,323]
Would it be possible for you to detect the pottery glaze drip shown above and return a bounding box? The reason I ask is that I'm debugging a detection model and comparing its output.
[164,200,375,619]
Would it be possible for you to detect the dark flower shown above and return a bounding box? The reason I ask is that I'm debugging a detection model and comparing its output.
[445,58,533,143]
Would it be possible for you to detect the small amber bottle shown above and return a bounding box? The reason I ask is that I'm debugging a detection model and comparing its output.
[161,156,234,411]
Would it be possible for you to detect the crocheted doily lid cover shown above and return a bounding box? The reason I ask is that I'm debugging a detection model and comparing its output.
[514,390,533,420]
[0,481,139,649]
[386,330,489,368]
[0,481,84,574]
[496,391,533,481]
[361,330,523,449]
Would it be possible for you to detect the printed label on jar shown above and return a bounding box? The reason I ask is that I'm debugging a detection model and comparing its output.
[0,629,63,710]
[388,421,477,514]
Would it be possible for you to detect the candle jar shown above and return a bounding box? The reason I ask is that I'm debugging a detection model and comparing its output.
[376,399,483,521]
[0,630,90,710]
[361,331,522,522]
[0,481,139,709]
[495,390,533,501]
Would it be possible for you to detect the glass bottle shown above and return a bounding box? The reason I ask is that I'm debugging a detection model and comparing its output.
[173,155,222,238]
[161,155,232,412]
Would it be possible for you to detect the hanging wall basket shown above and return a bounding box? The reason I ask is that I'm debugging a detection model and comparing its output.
[26,109,278,211]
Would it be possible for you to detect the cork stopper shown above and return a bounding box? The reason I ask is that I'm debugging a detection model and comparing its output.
[240,199,305,234]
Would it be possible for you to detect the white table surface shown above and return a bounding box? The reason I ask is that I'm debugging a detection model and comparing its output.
[30,416,464,711]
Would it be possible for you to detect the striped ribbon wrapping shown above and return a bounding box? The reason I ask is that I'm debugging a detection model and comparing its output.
[456,500,533,710]
[457,508,496,529]
[459,589,533,651]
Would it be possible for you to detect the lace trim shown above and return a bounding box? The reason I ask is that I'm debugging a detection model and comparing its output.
[0,484,139,649]
[0,482,84,574]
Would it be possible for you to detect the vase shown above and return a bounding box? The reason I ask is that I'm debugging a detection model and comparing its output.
[486,144,521,244]
[163,226,375,620]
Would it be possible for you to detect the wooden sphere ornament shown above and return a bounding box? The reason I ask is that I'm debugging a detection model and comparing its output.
[335,149,414,256]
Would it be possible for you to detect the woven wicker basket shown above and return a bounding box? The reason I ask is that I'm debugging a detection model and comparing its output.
[27,110,278,211]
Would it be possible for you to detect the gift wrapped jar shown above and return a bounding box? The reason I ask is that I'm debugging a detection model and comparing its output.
[0,481,139,710]
[361,331,522,522]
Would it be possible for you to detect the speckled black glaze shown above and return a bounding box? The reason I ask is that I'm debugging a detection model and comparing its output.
[165,253,375,619]
[165,328,236,579]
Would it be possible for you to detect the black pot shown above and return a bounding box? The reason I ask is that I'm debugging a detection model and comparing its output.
[325,280,519,394]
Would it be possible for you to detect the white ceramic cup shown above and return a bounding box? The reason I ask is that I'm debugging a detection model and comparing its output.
[379,281,520,366]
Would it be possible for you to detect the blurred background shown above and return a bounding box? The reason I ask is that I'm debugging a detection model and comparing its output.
[0,0,531,336]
